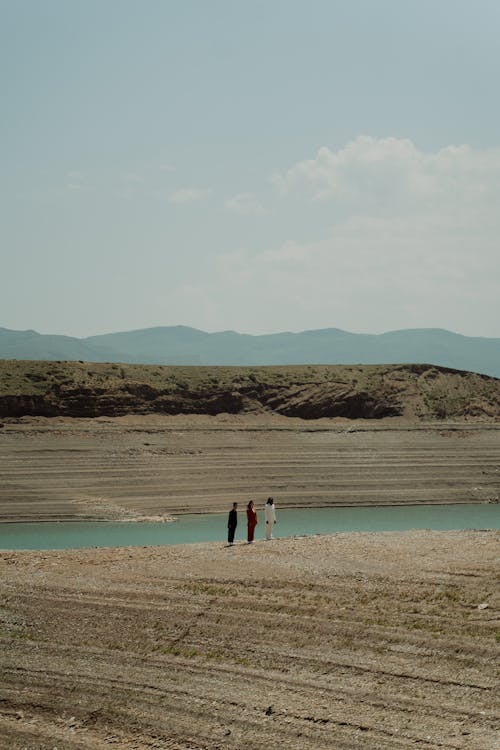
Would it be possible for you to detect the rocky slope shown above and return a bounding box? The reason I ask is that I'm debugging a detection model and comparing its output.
[0,360,499,420]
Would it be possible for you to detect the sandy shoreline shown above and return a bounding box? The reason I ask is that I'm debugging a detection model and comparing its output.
[1,415,499,747]
[0,529,499,749]
[1,415,499,523]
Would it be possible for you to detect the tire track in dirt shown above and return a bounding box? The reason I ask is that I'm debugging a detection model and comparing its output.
[0,530,498,749]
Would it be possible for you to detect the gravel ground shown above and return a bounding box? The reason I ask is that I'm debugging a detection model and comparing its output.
[0,529,499,749]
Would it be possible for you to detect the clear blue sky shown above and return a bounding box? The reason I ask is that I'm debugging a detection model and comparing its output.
[2,0,500,337]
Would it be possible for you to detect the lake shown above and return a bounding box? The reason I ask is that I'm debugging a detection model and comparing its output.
[0,503,498,550]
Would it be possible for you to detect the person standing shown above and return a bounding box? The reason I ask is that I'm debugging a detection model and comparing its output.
[227,502,238,545]
[264,497,276,540]
[246,500,258,543]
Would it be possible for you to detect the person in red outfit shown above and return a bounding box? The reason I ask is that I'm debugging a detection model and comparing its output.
[246,500,258,543]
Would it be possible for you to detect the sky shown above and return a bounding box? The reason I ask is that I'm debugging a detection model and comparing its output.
[2,0,500,339]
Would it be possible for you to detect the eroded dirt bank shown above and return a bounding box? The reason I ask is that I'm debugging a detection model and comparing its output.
[0,415,499,522]
[0,530,498,749]
[2,361,500,421]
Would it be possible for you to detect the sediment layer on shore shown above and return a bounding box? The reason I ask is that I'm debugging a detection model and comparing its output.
[1,415,499,522]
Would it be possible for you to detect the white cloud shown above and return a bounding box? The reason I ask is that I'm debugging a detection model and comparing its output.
[135,137,500,337]
[224,192,267,216]
[272,135,500,219]
[168,187,210,204]
[160,137,500,335]
[202,207,500,334]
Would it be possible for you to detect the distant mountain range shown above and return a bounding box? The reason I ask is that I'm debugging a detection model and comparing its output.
[1,325,499,378]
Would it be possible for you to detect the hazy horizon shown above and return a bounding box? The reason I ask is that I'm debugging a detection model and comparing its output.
[3,322,499,342]
[2,1,500,339]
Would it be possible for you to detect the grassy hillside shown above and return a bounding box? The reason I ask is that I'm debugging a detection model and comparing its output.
[1,360,499,420]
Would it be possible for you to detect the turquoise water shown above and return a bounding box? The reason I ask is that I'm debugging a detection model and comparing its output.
[0,504,498,550]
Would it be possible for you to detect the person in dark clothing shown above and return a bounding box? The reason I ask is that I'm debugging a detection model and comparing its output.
[227,502,238,545]
[246,500,258,543]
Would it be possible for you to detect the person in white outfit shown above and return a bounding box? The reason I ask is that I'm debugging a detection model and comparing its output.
[264,497,276,540]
